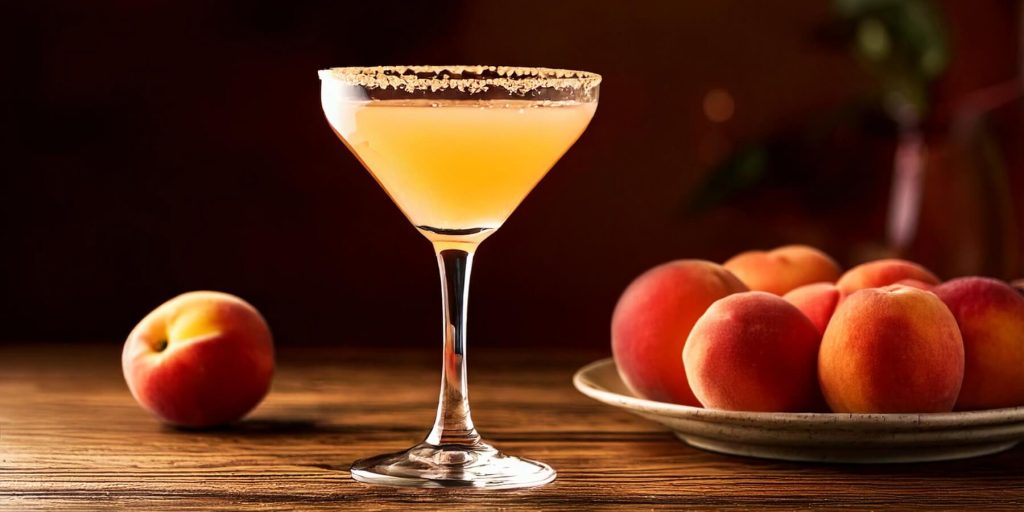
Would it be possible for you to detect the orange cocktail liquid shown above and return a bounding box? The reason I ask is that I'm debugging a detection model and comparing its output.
[322,99,597,241]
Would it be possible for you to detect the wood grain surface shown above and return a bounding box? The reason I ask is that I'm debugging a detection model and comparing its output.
[1,343,1022,511]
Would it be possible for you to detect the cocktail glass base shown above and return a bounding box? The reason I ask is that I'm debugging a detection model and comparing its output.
[350,441,556,489]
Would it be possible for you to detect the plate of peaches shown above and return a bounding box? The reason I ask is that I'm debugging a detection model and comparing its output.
[574,246,1024,463]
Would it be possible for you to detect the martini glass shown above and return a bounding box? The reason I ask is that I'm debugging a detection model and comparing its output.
[319,66,599,489]
[319,68,598,487]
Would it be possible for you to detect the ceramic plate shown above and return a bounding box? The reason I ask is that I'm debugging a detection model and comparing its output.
[573,358,1024,463]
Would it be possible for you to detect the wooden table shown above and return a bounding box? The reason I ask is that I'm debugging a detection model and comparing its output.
[1,343,1022,510]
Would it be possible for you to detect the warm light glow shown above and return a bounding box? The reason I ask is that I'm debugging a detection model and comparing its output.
[703,88,735,123]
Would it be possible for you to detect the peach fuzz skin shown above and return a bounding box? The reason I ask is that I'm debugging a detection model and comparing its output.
[894,278,936,290]
[683,292,824,412]
[723,245,842,296]
[611,260,747,406]
[933,277,1024,410]
[819,285,964,414]
[835,259,940,295]
[782,282,842,335]
[122,291,275,428]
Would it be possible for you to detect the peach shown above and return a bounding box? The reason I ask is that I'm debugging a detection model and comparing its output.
[611,260,747,405]
[894,278,936,290]
[723,245,842,296]
[782,282,841,335]
[819,285,964,413]
[122,291,275,427]
[683,292,823,412]
[835,259,940,294]
[933,277,1024,410]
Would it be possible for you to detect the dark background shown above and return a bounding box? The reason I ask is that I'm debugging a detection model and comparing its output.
[2,1,1022,348]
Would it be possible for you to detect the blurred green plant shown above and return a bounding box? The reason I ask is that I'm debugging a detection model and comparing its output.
[689,0,949,214]
[835,0,948,119]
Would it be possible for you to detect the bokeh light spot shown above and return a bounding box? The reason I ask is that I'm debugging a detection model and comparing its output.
[703,88,735,123]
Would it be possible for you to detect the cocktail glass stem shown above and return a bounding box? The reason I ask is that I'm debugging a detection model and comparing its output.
[348,238,556,488]
[425,241,481,448]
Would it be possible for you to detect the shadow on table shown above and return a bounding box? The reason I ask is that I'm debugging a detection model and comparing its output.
[161,417,423,437]
[158,418,426,471]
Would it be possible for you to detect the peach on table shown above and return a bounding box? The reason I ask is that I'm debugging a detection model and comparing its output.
[122,291,274,428]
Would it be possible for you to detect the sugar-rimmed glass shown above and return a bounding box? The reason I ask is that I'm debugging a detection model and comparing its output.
[319,66,599,489]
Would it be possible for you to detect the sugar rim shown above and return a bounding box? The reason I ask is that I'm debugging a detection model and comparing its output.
[318,65,601,95]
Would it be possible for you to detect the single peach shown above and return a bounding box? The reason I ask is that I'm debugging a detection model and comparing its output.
[819,285,964,413]
[782,282,842,335]
[683,292,823,412]
[122,291,275,427]
[611,260,747,405]
[933,277,1024,410]
[835,259,940,295]
[723,245,842,295]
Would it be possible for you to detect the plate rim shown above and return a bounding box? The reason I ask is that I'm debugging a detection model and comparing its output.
[573,358,1024,428]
